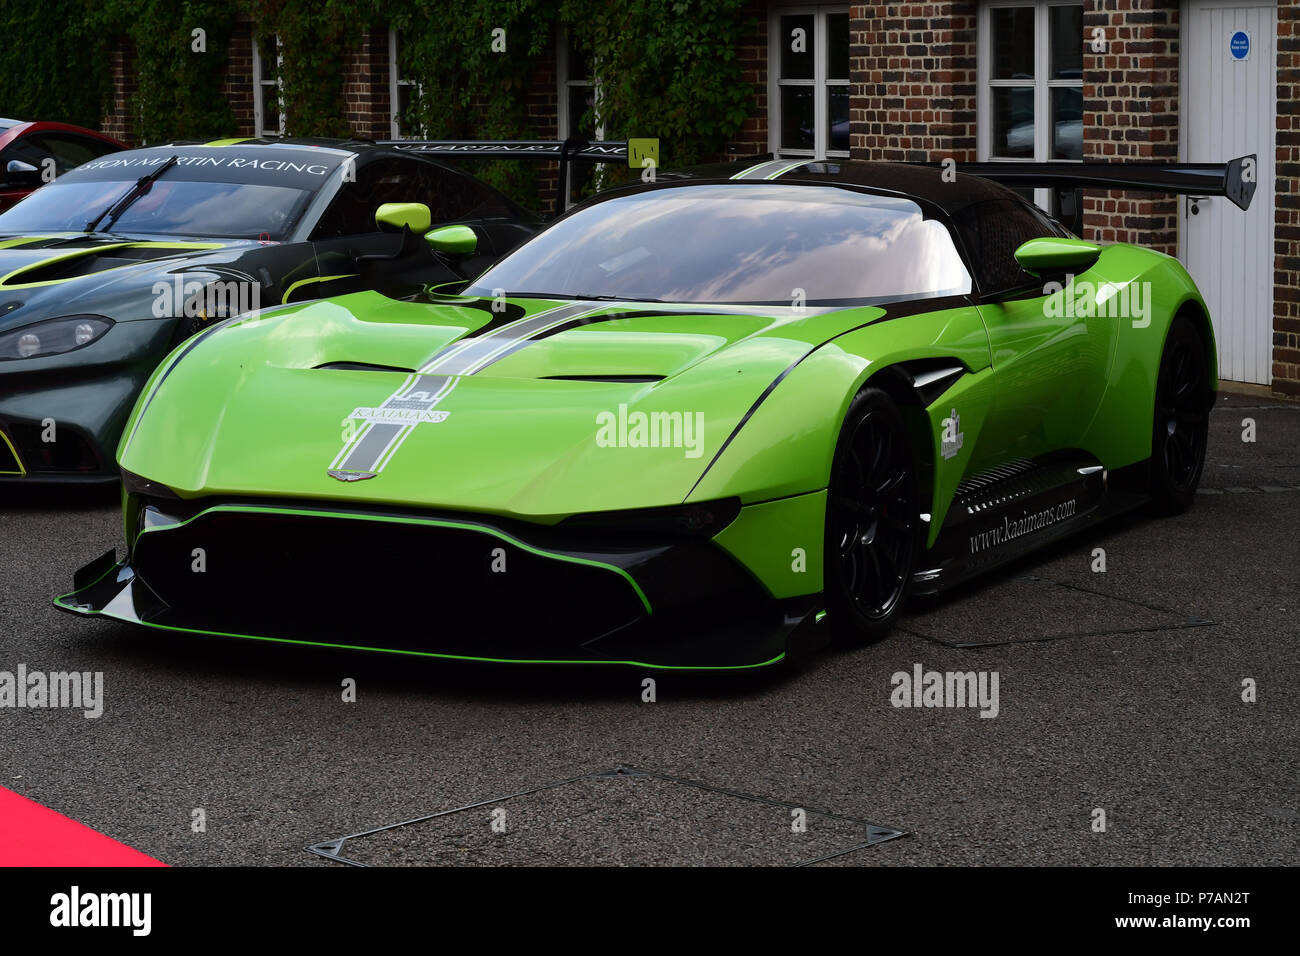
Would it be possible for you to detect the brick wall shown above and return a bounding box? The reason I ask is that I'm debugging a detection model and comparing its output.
[726,0,770,160]
[224,20,256,137]
[343,30,391,140]
[1080,0,1180,254]
[525,39,560,205]
[850,1,978,162]
[102,41,137,144]
[1276,1,1300,396]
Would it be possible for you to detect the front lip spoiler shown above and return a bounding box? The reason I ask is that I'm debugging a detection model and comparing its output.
[55,516,826,670]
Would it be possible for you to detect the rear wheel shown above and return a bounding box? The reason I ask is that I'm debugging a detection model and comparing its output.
[1149,315,1211,514]
[823,387,919,643]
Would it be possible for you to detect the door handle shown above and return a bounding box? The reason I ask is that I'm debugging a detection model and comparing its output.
[1187,195,1211,216]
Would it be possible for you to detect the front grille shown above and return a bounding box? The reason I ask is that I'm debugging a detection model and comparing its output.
[9,422,101,473]
[132,510,648,654]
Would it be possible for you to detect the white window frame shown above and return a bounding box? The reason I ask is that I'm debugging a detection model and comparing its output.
[557,32,603,141]
[557,31,604,208]
[768,4,851,160]
[978,0,1083,211]
[388,30,423,139]
[252,35,285,138]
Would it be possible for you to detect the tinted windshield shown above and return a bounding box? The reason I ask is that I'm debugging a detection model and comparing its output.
[0,179,313,240]
[467,183,972,305]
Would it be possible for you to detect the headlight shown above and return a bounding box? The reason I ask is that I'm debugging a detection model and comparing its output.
[0,315,113,361]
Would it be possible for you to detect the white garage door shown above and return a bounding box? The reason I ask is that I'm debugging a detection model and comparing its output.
[1180,0,1276,385]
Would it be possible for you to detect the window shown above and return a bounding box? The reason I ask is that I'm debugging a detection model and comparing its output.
[468,184,972,306]
[769,5,850,159]
[979,1,1083,213]
[0,133,114,181]
[310,157,486,239]
[388,30,423,139]
[252,35,285,138]
[955,198,1066,294]
[557,32,604,207]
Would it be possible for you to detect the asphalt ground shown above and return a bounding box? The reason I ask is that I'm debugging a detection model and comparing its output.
[0,391,1296,866]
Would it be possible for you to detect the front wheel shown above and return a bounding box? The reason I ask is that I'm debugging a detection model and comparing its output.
[823,387,919,643]
[1149,315,1211,515]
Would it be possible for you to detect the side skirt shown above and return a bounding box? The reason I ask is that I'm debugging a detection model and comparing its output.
[911,454,1151,596]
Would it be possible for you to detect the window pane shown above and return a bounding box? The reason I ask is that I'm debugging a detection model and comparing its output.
[1050,86,1083,160]
[829,88,849,151]
[780,14,815,80]
[1049,5,1083,79]
[827,13,850,80]
[259,45,278,80]
[568,86,596,137]
[780,86,814,151]
[991,7,1035,79]
[261,99,280,136]
[566,35,591,82]
[990,87,1034,157]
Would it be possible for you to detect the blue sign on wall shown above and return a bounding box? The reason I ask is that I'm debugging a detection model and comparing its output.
[1229,30,1250,61]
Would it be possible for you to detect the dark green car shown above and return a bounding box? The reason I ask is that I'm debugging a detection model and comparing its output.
[0,138,537,483]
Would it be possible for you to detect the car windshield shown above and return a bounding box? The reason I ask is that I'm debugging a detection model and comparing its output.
[0,179,314,240]
[466,183,972,305]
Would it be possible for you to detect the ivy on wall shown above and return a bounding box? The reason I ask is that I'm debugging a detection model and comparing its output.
[380,0,558,201]
[247,0,374,138]
[0,0,111,130]
[0,0,756,204]
[94,0,238,144]
[559,0,754,177]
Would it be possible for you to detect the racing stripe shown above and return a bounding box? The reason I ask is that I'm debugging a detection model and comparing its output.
[330,301,604,476]
[729,159,810,181]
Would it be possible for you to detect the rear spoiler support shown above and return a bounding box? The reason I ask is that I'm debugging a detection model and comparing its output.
[378,138,629,216]
[935,156,1257,210]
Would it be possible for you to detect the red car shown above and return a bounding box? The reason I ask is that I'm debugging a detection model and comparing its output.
[0,119,125,213]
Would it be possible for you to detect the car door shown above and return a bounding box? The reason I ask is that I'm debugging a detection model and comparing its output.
[962,198,1113,463]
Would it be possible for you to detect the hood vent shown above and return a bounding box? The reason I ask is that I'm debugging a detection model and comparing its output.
[315,361,416,373]
[541,374,665,383]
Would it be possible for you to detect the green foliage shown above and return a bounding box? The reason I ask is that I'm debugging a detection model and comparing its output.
[0,0,111,128]
[0,0,756,206]
[382,0,559,204]
[94,0,238,143]
[559,0,755,182]
[247,0,375,138]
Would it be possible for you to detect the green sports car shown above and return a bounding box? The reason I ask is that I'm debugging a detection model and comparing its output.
[56,157,1255,668]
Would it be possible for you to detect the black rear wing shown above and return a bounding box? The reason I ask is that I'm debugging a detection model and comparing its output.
[377,138,631,216]
[948,156,1257,210]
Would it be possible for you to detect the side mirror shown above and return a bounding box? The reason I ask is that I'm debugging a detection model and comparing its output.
[1013,237,1102,277]
[426,224,477,257]
[5,159,41,186]
[374,202,431,235]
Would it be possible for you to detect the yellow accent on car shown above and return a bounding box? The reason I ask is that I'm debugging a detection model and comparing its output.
[0,429,26,476]
[281,274,361,304]
[0,242,226,290]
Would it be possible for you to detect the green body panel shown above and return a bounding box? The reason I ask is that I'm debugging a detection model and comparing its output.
[685,303,996,542]
[712,490,827,597]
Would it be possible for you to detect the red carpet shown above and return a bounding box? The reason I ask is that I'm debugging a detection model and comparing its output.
[0,787,165,866]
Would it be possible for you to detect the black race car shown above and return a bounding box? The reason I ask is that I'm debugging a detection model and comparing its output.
[0,137,540,484]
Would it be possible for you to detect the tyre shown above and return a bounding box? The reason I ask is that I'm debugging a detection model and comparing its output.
[1149,315,1212,515]
[823,387,919,643]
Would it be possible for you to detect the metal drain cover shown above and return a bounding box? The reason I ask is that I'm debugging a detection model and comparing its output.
[308,766,905,867]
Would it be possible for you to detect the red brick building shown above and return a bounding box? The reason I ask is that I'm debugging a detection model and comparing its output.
[103,1,1292,394]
